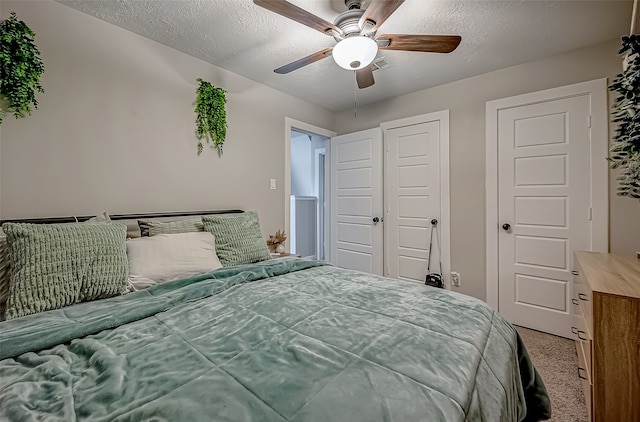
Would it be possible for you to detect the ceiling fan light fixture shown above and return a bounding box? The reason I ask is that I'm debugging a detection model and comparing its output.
[332,36,378,70]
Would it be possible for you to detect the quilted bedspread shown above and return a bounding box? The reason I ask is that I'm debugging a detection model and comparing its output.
[0,259,550,421]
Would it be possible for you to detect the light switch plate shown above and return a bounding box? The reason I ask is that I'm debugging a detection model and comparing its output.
[270,179,276,190]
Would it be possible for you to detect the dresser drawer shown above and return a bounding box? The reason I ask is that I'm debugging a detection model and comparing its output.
[572,313,591,341]
[571,291,582,316]
[576,334,592,384]
[578,338,592,383]
[574,281,593,334]
[581,375,592,422]
[575,312,593,421]
[573,313,592,379]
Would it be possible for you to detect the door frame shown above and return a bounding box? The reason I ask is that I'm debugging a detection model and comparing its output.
[485,79,609,309]
[381,110,451,287]
[285,118,336,256]
[314,148,326,260]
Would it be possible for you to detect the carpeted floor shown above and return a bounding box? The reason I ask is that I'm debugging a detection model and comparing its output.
[516,326,588,422]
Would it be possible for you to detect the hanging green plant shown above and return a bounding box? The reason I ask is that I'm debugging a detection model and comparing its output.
[0,12,45,125]
[609,34,640,199]
[194,78,227,156]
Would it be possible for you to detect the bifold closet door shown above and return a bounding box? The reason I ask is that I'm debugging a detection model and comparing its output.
[330,128,383,275]
[385,121,441,282]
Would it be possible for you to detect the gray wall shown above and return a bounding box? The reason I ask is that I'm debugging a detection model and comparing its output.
[334,39,640,300]
[0,0,334,242]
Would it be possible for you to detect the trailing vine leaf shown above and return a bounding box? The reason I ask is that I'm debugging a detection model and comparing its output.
[194,78,227,156]
[0,12,45,124]
[609,34,640,199]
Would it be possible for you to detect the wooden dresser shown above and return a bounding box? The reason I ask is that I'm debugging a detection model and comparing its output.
[572,251,640,422]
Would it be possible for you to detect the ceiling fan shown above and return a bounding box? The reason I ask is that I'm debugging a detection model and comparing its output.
[253,0,462,89]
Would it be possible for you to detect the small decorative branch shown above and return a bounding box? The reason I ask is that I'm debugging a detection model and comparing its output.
[266,229,287,253]
[194,78,227,156]
[609,35,640,199]
[0,12,45,124]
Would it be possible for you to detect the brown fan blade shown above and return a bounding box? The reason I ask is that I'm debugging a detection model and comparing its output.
[378,34,462,53]
[274,48,333,74]
[254,0,341,36]
[359,0,405,31]
[356,66,375,89]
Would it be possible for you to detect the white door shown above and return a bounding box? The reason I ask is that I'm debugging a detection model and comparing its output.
[496,94,592,338]
[385,121,441,282]
[330,128,384,274]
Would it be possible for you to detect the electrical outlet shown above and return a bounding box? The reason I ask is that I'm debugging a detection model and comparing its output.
[270,179,277,190]
[451,272,461,287]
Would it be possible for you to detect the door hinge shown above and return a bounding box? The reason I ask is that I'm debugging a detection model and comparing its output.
[588,115,592,128]
[589,207,593,221]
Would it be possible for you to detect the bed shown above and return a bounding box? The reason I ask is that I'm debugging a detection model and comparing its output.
[0,211,551,422]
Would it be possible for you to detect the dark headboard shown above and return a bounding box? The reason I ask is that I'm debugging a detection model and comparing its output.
[0,210,243,225]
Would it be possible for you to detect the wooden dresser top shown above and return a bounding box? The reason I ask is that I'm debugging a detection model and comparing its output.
[575,251,640,299]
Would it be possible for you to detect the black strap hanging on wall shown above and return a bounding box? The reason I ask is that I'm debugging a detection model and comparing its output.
[425,219,444,288]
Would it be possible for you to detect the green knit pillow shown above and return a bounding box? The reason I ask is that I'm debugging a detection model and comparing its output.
[2,222,129,319]
[0,234,10,320]
[202,211,271,266]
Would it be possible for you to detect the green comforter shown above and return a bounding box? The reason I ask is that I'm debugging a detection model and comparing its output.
[0,259,550,421]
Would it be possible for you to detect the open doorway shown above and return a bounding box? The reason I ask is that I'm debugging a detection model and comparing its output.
[290,130,329,259]
[284,118,335,261]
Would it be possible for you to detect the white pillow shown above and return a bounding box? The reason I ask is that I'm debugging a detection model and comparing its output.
[126,231,222,290]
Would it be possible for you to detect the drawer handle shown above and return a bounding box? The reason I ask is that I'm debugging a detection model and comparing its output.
[578,293,588,301]
[572,298,579,306]
[571,327,588,341]
[578,367,588,380]
[572,270,579,276]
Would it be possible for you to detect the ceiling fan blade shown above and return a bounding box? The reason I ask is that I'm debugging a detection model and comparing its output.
[274,48,333,74]
[378,34,462,53]
[253,0,341,36]
[356,66,375,89]
[359,0,405,31]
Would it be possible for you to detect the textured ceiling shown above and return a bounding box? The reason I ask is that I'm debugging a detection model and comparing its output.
[57,0,633,111]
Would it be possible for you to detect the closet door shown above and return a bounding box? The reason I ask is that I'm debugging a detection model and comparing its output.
[486,79,608,338]
[330,128,384,275]
[385,121,441,282]
[329,112,449,281]
[497,94,592,338]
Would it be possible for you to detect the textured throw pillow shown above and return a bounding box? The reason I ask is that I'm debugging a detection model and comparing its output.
[138,217,204,237]
[126,232,222,290]
[3,222,129,320]
[202,211,272,266]
[0,213,111,321]
[0,233,10,320]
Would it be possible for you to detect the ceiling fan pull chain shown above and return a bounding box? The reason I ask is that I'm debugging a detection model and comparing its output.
[353,70,358,118]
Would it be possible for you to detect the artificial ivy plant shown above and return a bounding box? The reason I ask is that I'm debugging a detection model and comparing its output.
[609,34,640,199]
[0,12,45,125]
[194,78,227,156]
